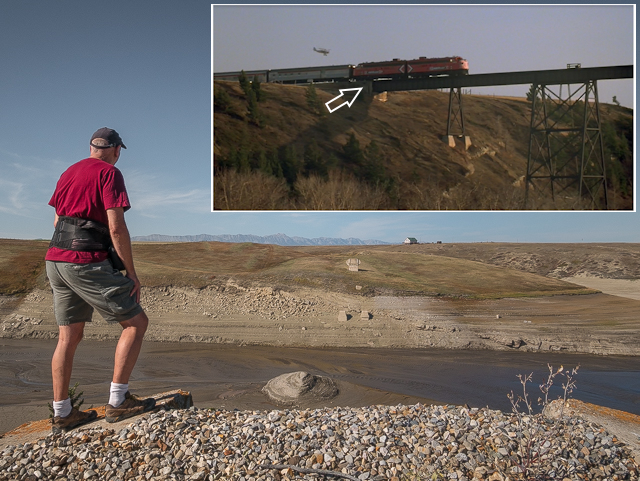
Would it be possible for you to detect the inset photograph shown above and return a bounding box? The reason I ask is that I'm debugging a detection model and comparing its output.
[212,5,634,211]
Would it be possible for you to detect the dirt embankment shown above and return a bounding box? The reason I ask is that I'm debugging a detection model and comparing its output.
[376,242,640,280]
[3,278,639,356]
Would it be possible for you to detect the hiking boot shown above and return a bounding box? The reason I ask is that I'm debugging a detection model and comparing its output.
[51,408,98,434]
[105,392,156,423]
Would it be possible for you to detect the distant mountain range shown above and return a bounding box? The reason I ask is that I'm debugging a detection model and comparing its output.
[131,233,392,246]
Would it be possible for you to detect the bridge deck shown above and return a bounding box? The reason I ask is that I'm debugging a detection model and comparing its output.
[371,65,633,92]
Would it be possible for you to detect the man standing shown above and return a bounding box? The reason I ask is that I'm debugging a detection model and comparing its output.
[46,127,155,434]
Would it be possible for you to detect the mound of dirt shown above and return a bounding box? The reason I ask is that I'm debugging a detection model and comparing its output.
[262,371,339,406]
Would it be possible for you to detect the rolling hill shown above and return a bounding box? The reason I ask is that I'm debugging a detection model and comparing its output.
[213,80,633,210]
[6,239,639,299]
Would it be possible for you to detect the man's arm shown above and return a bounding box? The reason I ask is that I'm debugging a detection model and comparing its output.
[54,213,59,227]
[106,207,141,302]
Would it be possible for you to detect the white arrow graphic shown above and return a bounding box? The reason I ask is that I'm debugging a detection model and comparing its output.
[325,87,363,113]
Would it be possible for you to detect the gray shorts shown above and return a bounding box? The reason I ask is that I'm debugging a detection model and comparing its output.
[46,260,143,325]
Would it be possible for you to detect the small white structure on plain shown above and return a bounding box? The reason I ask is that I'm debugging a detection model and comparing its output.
[346,258,360,272]
[404,237,418,245]
[361,310,370,320]
[338,311,348,322]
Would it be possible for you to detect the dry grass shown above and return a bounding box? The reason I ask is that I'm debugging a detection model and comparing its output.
[131,241,309,288]
[214,170,292,210]
[131,242,596,298]
[0,239,49,295]
[1,239,612,299]
[254,251,595,298]
[294,171,393,210]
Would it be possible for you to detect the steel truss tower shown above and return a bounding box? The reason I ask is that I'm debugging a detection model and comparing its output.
[446,87,465,137]
[525,80,608,209]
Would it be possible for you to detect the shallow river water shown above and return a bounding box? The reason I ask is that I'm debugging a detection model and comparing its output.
[2,338,638,417]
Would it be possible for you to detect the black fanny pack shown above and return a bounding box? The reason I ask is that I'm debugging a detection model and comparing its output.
[49,216,125,270]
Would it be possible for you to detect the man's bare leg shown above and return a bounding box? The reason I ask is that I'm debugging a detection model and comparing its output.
[105,310,155,422]
[50,321,97,431]
[52,322,85,402]
[113,311,149,384]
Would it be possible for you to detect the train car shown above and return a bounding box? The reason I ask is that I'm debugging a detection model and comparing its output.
[268,64,353,84]
[352,56,469,80]
[213,70,269,83]
[352,59,408,79]
[407,56,469,77]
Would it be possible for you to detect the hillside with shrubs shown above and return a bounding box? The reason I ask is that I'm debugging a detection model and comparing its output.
[213,75,633,210]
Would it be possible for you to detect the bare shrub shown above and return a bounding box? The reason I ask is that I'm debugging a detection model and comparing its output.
[396,179,445,210]
[214,170,292,210]
[494,364,580,479]
[524,188,597,210]
[294,171,392,210]
[397,178,527,210]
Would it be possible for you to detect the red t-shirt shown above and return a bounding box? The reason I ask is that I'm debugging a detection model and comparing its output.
[45,157,131,263]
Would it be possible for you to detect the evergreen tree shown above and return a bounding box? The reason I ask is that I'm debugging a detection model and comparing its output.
[363,140,385,184]
[306,84,324,115]
[325,153,339,173]
[215,153,232,172]
[214,86,233,113]
[279,145,300,185]
[236,143,251,173]
[238,70,251,96]
[268,149,284,178]
[602,118,632,196]
[303,139,326,177]
[231,127,251,173]
[343,132,364,167]
[254,149,268,174]
[252,75,265,102]
[526,84,539,103]
[247,89,264,127]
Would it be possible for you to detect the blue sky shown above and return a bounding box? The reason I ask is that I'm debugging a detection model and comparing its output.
[0,2,637,245]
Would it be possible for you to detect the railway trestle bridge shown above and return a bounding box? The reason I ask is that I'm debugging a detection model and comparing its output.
[358,65,633,209]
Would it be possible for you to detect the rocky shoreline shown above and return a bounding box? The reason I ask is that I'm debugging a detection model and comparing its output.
[2,402,638,481]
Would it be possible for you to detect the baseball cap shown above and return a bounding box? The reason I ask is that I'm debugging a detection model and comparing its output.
[90,127,127,149]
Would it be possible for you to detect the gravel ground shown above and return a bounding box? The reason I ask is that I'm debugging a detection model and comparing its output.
[1,403,638,481]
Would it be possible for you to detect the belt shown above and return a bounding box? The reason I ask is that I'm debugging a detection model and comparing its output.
[49,216,111,252]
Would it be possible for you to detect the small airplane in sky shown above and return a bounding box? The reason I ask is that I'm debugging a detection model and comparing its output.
[313,47,330,56]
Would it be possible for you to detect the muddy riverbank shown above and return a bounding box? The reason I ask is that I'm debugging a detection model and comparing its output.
[1,338,639,436]
[2,277,639,356]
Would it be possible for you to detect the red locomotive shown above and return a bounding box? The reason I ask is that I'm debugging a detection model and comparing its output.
[352,56,469,80]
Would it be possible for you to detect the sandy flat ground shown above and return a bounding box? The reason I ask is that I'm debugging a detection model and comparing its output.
[563,277,640,300]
